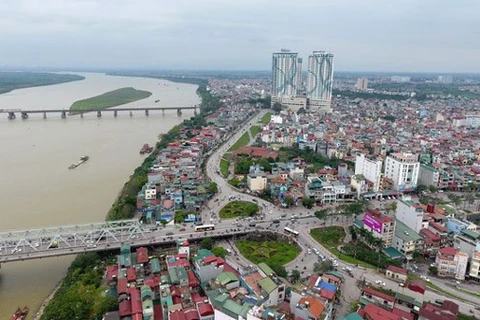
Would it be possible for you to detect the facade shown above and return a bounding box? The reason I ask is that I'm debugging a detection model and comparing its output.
[385,265,408,283]
[395,199,424,233]
[272,50,299,100]
[435,247,468,280]
[355,78,368,90]
[418,164,440,188]
[354,153,383,192]
[453,229,480,257]
[363,210,395,247]
[392,219,423,260]
[384,153,419,191]
[469,248,480,280]
[306,51,334,112]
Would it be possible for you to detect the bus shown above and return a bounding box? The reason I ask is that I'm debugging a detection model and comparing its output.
[195,224,215,232]
[284,227,299,237]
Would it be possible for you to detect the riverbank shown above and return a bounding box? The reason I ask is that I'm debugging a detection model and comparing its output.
[70,87,152,111]
[37,78,222,319]
[0,72,85,95]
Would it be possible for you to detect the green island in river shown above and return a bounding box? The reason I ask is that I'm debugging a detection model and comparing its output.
[70,87,152,111]
[0,72,84,95]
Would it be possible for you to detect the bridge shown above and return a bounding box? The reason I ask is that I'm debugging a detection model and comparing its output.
[0,219,252,264]
[0,106,198,120]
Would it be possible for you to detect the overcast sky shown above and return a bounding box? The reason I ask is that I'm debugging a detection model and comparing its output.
[1,0,479,72]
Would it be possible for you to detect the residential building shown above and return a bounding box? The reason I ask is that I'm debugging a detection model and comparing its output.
[454,229,480,257]
[360,287,395,310]
[294,297,325,320]
[363,209,395,247]
[247,165,267,192]
[384,153,419,191]
[435,247,468,280]
[418,300,459,320]
[355,153,383,192]
[355,78,368,91]
[420,228,441,258]
[395,198,424,233]
[418,164,440,188]
[192,249,224,283]
[468,248,480,280]
[306,51,334,112]
[385,265,408,283]
[446,218,477,235]
[272,49,299,100]
[392,219,423,260]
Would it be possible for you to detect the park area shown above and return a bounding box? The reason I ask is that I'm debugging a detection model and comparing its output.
[235,240,299,265]
[310,226,345,249]
[219,201,258,219]
[70,87,152,111]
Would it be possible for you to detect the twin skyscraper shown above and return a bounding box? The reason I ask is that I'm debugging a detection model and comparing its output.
[272,49,334,113]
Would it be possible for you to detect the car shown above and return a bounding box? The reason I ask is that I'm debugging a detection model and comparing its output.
[399,283,405,287]
[252,199,258,203]
[166,232,174,236]
[375,280,386,286]
[430,263,436,267]
[179,228,186,231]
[307,249,312,255]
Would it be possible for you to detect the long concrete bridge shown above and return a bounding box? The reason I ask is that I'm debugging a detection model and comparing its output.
[0,219,252,264]
[0,106,198,119]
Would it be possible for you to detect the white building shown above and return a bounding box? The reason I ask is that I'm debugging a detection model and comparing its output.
[355,78,368,90]
[272,49,299,100]
[384,153,419,191]
[355,153,383,192]
[145,184,156,200]
[395,198,424,233]
[435,247,468,280]
[469,248,480,280]
[306,51,334,112]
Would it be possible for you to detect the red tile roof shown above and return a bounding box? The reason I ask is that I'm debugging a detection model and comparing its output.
[392,307,414,320]
[127,267,137,282]
[107,265,119,281]
[119,300,132,317]
[170,310,187,320]
[129,287,142,315]
[439,247,457,256]
[198,303,214,316]
[117,278,127,294]
[364,304,401,320]
[363,287,395,302]
[298,297,324,319]
[387,265,407,275]
[136,247,149,264]
[320,288,335,301]
[408,279,426,294]
[429,221,447,233]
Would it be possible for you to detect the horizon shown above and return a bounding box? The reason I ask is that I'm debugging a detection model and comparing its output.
[1,1,479,73]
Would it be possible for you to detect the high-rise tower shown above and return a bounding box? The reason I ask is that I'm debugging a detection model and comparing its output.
[306,51,334,110]
[271,49,298,100]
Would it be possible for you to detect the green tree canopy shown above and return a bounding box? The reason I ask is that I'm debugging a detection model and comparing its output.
[201,237,214,250]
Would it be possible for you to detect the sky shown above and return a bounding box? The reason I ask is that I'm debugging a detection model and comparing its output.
[0,0,479,73]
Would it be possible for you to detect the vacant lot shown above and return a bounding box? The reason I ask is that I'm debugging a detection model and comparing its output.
[219,201,258,219]
[236,240,299,265]
[310,226,345,248]
[70,87,152,111]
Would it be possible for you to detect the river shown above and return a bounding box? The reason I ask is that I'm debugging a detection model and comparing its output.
[0,72,199,319]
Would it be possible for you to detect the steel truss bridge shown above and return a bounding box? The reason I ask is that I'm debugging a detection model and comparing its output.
[0,219,248,264]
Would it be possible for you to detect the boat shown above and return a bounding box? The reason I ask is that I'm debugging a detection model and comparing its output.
[10,307,28,320]
[140,144,154,155]
[69,155,89,169]
[154,100,160,103]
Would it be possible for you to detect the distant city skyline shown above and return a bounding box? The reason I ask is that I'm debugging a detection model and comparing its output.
[1,0,479,73]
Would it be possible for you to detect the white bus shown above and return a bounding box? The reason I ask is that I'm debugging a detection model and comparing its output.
[284,227,299,237]
[195,224,215,232]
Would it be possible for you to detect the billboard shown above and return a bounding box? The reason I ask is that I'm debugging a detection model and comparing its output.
[364,213,382,234]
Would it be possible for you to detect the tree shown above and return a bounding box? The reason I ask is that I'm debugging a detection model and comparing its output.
[212,246,227,258]
[428,185,437,193]
[297,107,306,115]
[283,197,294,208]
[315,209,329,222]
[314,260,333,274]
[268,263,287,278]
[302,197,315,209]
[272,102,283,113]
[160,219,168,227]
[428,266,438,276]
[201,237,214,250]
[291,269,301,283]
[416,185,427,194]
[208,182,218,194]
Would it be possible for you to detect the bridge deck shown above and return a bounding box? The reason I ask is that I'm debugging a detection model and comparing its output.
[0,106,197,113]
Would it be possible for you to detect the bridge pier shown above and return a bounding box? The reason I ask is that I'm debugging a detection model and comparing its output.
[162,109,165,115]
[8,112,16,120]
[61,111,66,119]
[97,110,102,118]
[21,112,29,120]
[43,112,47,119]
[129,111,133,117]
[114,110,118,117]
[80,112,84,118]
[194,108,197,116]
[145,109,149,116]
[177,108,182,116]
